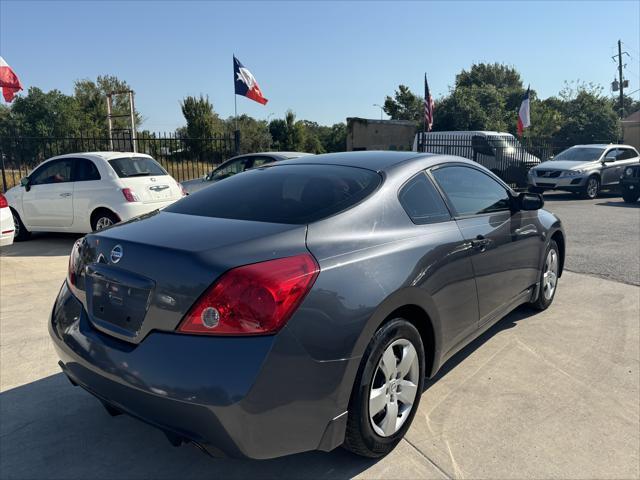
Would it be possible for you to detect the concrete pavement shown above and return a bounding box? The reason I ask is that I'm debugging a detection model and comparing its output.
[1,234,638,479]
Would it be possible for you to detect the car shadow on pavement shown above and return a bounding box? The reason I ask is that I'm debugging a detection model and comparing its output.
[0,374,379,479]
[0,233,81,257]
[0,306,539,479]
[424,304,533,389]
[595,200,639,208]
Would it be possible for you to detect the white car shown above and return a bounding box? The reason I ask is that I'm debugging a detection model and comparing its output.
[0,192,15,247]
[4,152,185,240]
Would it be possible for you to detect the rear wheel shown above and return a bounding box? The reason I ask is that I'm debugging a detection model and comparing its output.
[622,187,639,203]
[11,209,31,241]
[582,176,600,199]
[529,240,560,311]
[91,210,119,231]
[343,318,425,458]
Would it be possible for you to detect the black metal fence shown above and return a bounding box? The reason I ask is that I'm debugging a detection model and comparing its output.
[0,132,237,191]
[416,133,571,187]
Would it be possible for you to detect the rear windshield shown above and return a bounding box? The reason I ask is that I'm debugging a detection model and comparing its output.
[166,164,382,224]
[108,156,167,178]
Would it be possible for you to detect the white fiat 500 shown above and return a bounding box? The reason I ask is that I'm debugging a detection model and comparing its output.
[5,152,185,240]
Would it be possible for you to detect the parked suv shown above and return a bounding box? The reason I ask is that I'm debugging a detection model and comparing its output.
[5,152,185,240]
[620,162,640,203]
[528,144,640,199]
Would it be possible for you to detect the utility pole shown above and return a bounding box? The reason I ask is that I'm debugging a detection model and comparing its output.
[612,40,630,118]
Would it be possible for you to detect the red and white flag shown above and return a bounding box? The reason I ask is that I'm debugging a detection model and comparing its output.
[517,87,530,137]
[0,57,23,103]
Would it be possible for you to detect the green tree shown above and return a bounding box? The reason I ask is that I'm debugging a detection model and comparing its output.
[180,95,224,160]
[74,75,142,136]
[268,110,308,151]
[383,85,423,121]
[226,114,272,153]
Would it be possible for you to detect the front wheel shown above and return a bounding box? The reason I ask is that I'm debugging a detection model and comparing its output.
[343,319,425,458]
[582,176,600,199]
[622,187,639,203]
[529,240,560,311]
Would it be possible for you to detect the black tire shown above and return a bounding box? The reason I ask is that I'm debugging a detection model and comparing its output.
[343,318,425,458]
[11,209,31,241]
[622,188,639,203]
[91,210,119,231]
[528,240,560,311]
[581,176,600,199]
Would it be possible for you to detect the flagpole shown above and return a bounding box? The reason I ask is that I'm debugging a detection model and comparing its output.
[233,55,240,154]
[423,74,427,153]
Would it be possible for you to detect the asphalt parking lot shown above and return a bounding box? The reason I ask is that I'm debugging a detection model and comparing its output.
[1,193,638,479]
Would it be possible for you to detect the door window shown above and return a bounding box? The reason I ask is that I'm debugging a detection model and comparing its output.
[431,165,511,216]
[210,158,252,181]
[617,149,639,160]
[604,149,619,161]
[398,173,451,224]
[30,159,73,185]
[251,156,276,168]
[74,158,101,181]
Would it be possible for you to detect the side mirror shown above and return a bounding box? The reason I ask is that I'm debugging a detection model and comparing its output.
[517,192,544,211]
[202,174,208,181]
[20,177,30,191]
[603,156,616,163]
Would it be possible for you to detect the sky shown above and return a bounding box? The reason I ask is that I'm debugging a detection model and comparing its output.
[1,0,639,131]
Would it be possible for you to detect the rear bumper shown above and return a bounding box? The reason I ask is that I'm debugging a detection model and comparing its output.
[111,199,180,223]
[49,282,351,459]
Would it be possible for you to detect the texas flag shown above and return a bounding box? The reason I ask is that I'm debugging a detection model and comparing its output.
[234,55,268,105]
[0,56,23,103]
[517,87,530,137]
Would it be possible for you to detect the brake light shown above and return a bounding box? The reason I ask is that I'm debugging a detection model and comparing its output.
[177,254,319,335]
[0,193,8,208]
[122,188,140,202]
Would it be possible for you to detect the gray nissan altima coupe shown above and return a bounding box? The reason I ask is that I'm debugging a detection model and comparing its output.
[51,151,565,459]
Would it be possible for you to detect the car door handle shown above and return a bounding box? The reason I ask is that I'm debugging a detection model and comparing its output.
[471,236,492,251]
[59,193,72,197]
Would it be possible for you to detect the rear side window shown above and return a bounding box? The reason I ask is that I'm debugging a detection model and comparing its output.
[399,173,451,224]
[108,156,167,178]
[618,149,639,160]
[74,158,101,181]
[166,164,381,224]
[431,165,511,216]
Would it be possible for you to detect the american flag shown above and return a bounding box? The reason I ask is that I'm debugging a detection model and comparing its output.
[424,74,434,132]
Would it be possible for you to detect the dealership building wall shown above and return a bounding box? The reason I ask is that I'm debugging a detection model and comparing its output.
[346,118,416,151]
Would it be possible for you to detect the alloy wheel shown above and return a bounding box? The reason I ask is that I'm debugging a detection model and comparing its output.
[12,212,20,239]
[543,249,559,300]
[586,178,598,198]
[95,217,114,230]
[368,338,419,437]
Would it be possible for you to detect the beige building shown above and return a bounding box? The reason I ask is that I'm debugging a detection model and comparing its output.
[621,110,640,151]
[346,118,416,151]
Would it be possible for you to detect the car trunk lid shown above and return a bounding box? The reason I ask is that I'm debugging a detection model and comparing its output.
[70,211,308,344]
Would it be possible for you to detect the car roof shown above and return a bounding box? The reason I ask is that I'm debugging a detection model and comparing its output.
[569,144,635,149]
[276,150,430,172]
[44,151,153,162]
[226,151,311,161]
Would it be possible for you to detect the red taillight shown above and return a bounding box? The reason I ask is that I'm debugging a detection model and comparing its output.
[0,193,8,208]
[177,254,319,335]
[122,188,140,202]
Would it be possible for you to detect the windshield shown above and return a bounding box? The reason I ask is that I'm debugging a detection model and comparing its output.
[166,164,382,224]
[108,157,167,178]
[553,147,604,162]
[487,136,517,149]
